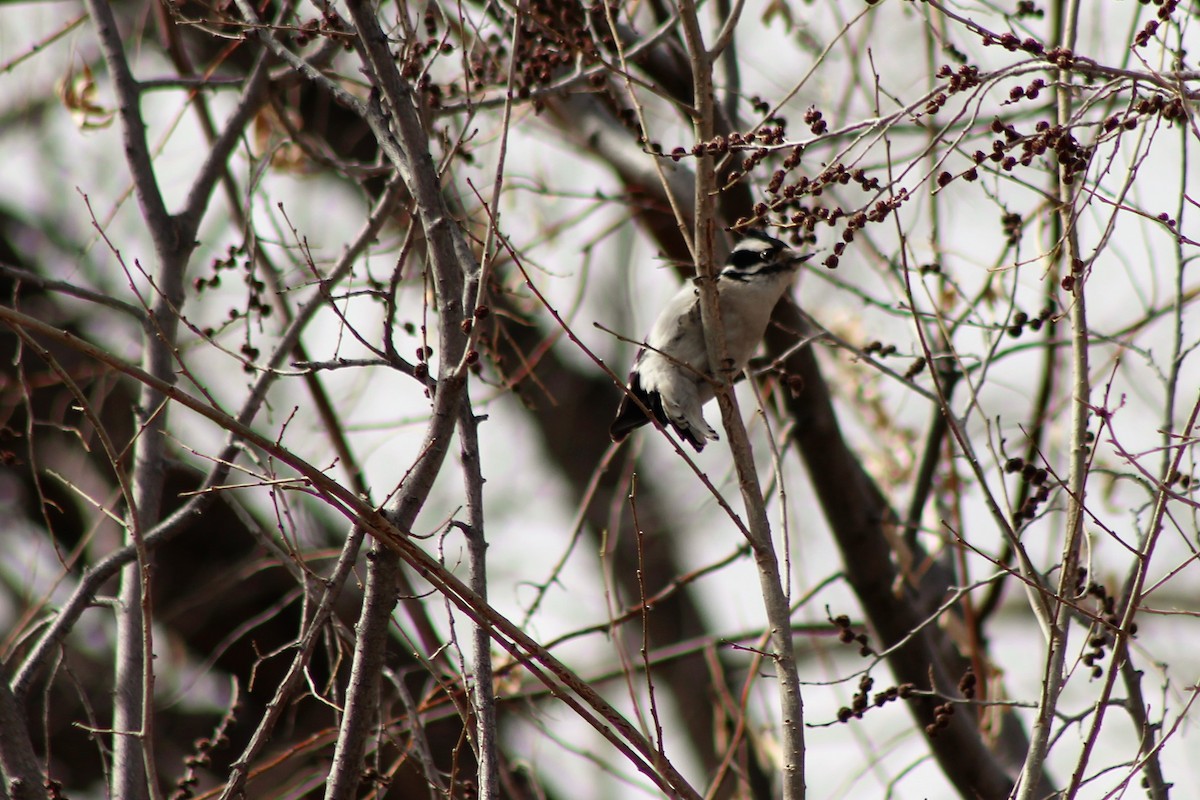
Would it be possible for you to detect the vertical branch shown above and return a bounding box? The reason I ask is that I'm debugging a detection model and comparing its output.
[82,2,180,797]
[676,3,805,798]
[322,541,399,800]
[458,397,498,799]
[1017,0,1087,796]
[317,1,483,795]
[77,3,273,796]
[0,680,45,800]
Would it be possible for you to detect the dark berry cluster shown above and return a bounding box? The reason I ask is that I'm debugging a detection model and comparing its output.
[1078,575,1137,679]
[1004,456,1052,524]
[830,611,873,657]
[1007,77,1046,104]
[966,118,1092,184]
[863,341,898,358]
[766,163,878,206]
[843,674,875,721]
[196,244,238,295]
[835,675,915,724]
[1104,93,1188,135]
[803,105,828,135]
[196,245,273,348]
[1061,257,1085,293]
[1005,304,1055,338]
[292,11,352,49]
[1001,211,1023,245]
[1043,46,1076,69]
[521,3,615,98]
[169,708,236,800]
[686,128,786,162]
[1134,0,1179,47]
[925,699,956,737]
[1015,0,1044,18]
[457,1,618,111]
[927,63,981,115]
[402,35,454,81]
[731,159,892,269]
[1167,468,1194,490]
[981,31,1045,55]
[413,344,434,381]
[903,356,927,381]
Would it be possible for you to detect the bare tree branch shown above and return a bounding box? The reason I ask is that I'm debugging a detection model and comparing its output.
[677,3,805,797]
[0,681,45,800]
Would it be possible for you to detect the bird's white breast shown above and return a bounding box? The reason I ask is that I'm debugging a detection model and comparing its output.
[638,270,795,399]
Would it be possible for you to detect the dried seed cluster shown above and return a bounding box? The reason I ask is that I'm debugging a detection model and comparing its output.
[862,341,898,358]
[1077,572,1138,680]
[1134,0,1180,48]
[903,356,927,381]
[958,666,977,699]
[851,336,929,380]
[835,674,916,724]
[406,1,622,117]
[413,345,435,381]
[1000,211,1023,245]
[981,31,1046,55]
[292,9,351,48]
[460,2,617,103]
[670,126,789,166]
[927,64,981,115]
[921,666,980,738]
[169,709,236,800]
[1103,92,1188,135]
[961,118,1093,186]
[195,245,274,365]
[1167,469,1194,490]
[803,105,828,135]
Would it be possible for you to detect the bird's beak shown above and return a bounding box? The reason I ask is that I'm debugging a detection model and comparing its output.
[787,251,815,266]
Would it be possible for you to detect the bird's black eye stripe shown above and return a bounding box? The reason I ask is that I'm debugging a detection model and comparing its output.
[728,247,779,270]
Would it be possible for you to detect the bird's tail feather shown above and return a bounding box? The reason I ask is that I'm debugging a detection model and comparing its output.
[611,375,719,453]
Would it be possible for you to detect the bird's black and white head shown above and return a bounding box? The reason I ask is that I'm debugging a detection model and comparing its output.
[719,229,811,283]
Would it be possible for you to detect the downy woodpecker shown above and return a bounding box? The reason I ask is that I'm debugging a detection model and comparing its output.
[610,230,811,451]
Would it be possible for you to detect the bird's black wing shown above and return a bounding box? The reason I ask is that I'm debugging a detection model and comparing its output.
[610,360,667,441]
